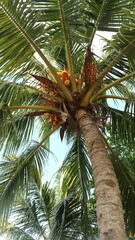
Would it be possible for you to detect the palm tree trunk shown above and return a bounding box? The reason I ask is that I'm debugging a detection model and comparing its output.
[76,109,127,240]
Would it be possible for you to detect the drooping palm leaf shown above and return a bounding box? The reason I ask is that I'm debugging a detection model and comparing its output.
[0,80,40,150]
[0,179,63,240]
[0,77,63,153]
[98,9,135,81]
[109,105,135,144]
[60,135,92,198]
[41,182,56,229]
[0,227,36,240]
[59,134,96,237]
[0,140,49,222]
[105,137,135,237]
[104,9,135,68]
[0,80,40,106]
[1,116,36,154]
[0,0,45,78]
[50,189,98,240]
[50,193,82,240]
[11,183,53,239]
[84,0,134,37]
[0,181,56,240]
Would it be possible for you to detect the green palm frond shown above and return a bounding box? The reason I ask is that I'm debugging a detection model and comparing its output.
[98,9,135,80]
[107,139,135,237]
[31,0,134,75]
[58,0,76,91]
[104,9,135,67]
[50,193,81,240]
[33,0,134,41]
[108,104,135,144]
[0,181,57,240]
[0,227,36,240]
[41,182,56,229]
[102,0,134,30]
[90,72,135,103]
[98,55,131,90]
[0,0,46,78]
[0,140,48,223]
[0,103,40,154]
[11,183,51,239]
[81,9,135,103]
[1,116,36,154]
[0,80,40,106]
[60,135,92,199]
[0,78,62,153]
[33,0,88,42]
[51,191,97,240]
[59,134,95,237]
[105,81,135,100]
[38,117,52,141]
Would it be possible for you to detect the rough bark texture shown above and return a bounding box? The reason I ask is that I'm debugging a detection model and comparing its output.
[76,109,127,240]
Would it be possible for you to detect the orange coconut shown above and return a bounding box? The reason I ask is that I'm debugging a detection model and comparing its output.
[64,79,70,86]
[75,79,79,84]
[61,71,68,80]
[43,113,50,118]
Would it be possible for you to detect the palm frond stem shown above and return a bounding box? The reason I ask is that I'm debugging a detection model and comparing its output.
[97,95,135,102]
[1,105,60,113]
[58,0,76,92]
[89,0,107,46]
[90,72,135,102]
[16,83,63,103]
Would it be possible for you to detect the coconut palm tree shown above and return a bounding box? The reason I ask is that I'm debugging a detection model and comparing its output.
[0,0,135,239]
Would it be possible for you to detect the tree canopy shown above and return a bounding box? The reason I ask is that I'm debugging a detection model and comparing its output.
[0,0,135,239]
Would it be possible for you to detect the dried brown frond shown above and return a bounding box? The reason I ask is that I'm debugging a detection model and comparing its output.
[31,74,62,97]
[25,111,47,117]
[41,95,59,108]
[83,47,98,86]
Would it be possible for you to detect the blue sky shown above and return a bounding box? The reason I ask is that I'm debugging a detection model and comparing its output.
[42,130,68,184]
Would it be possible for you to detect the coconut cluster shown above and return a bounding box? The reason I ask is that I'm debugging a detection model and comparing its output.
[43,113,61,128]
[57,68,79,87]
[43,68,80,128]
